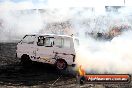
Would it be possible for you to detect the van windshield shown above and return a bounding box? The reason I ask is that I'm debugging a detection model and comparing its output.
[21,35,35,44]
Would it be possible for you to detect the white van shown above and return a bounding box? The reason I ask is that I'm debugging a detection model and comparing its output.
[16,34,79,70]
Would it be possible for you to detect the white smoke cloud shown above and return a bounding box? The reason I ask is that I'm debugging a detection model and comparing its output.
[0,9,43,42]
[0,1,34,10]
[73,6,132,74]
[76,30,132,74]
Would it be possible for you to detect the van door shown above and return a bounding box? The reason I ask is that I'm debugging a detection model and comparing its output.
[35,36,55,64]
[54,37,75,65]
[17,35,36,59]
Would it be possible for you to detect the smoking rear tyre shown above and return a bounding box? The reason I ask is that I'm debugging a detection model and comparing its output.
[55,59,67,70]
[79,76,86,85]
[21,54,32,67]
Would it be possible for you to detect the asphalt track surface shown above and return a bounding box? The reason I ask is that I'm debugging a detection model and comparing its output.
[0,43,132,88]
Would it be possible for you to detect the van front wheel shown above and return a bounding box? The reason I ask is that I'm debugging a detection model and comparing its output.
[55,60,67,70]
[21,54,32,67]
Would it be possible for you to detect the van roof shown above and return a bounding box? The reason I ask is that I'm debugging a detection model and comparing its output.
[26,34,76,38]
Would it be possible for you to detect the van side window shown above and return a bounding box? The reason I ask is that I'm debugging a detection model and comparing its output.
[74,39,79,47]
[44,37,54,47]
[22,35,35,44]
[55,38,71,48]
[37,36,54,47]
[55,38,63,48]
[63,39,71,48]
[37,36,44,46]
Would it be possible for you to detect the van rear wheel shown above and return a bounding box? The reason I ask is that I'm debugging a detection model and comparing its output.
[56,60,67,70]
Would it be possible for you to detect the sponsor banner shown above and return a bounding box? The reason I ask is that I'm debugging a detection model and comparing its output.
[84,74,131,83]
[78,65,131,84]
